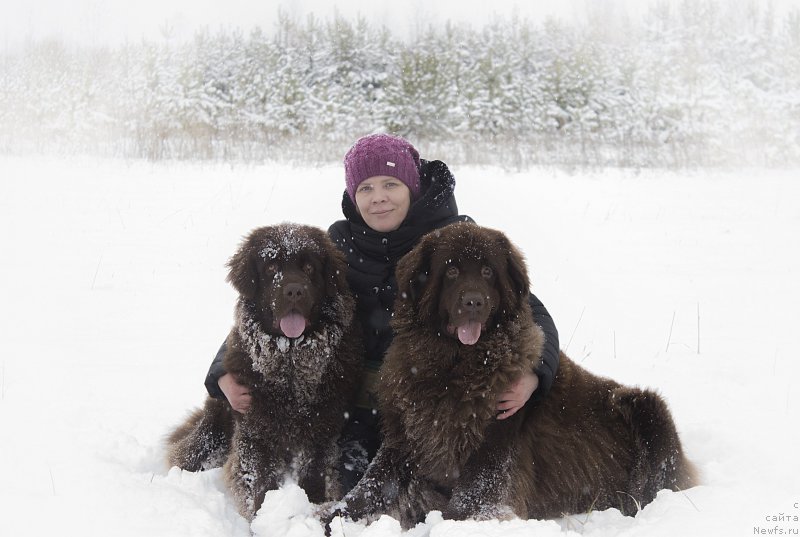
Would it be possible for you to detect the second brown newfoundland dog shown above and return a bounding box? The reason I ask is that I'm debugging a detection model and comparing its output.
[166,223,362,520]
[324,222,696,529]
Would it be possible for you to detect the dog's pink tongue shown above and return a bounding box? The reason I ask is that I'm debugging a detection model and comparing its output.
[457,321,482,345]
[279,313,306,338]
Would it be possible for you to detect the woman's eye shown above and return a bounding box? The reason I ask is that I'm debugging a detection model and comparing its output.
[446,266,459,279]
[358,184,373,193]
[481,266,493,279]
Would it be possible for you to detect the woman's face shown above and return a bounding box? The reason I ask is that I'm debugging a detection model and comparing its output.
[354,175,412,232]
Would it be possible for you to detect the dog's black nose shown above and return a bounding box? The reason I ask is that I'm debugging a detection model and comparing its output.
[461,291,485,311]
[284,282,304,302]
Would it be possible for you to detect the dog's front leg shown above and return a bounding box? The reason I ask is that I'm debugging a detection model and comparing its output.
[319,445,405,532]
[300,442,339,504]
[443,441,517,522]
[224,430,280,520]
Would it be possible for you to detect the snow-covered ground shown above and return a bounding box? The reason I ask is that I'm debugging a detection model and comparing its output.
[1,156,798,537]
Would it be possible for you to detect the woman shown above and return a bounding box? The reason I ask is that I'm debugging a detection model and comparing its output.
[205,133,560,489]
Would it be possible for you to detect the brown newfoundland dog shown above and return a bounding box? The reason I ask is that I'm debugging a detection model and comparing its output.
[166,223,362,520]
[324,222,696,529]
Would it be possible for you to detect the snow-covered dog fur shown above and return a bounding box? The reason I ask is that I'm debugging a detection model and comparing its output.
[324,222,696,529]
[166,223,361,519]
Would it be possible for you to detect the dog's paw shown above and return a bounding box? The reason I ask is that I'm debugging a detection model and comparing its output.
[316,502,348,537]
[443,500,513,523]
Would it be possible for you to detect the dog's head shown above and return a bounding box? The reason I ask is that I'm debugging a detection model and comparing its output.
[395,222,531,345]
[226,223,349,338]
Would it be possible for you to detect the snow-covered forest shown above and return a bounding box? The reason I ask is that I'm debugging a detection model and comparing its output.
[2,2,799,167]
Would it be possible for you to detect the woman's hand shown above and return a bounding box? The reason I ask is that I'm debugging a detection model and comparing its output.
[496,371,539,420]
[218,373,252,414]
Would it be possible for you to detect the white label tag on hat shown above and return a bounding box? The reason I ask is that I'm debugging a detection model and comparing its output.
[386,161,396,167]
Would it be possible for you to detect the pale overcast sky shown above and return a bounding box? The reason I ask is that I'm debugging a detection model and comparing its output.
[0,0,580,46]
[1,0,797,48]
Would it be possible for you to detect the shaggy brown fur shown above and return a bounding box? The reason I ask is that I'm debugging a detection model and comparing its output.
[325,222,696,529]
[166,223,362,520]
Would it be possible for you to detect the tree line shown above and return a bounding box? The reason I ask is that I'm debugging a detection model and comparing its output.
[1,2,798,168]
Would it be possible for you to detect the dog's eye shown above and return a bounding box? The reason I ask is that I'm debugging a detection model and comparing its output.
[266,263,279,274]
[303,262,314,275]
[481,266,494,279]
[446,266,459,279]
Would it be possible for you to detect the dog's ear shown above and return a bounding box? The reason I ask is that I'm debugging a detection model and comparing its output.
[395,231,437,317]
[497,233,531,312]
[226,233,260,301]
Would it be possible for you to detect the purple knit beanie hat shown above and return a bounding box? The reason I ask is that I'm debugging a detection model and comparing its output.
[344,134,421,202]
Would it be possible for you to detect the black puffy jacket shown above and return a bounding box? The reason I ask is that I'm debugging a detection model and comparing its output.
[206,160,559,408]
